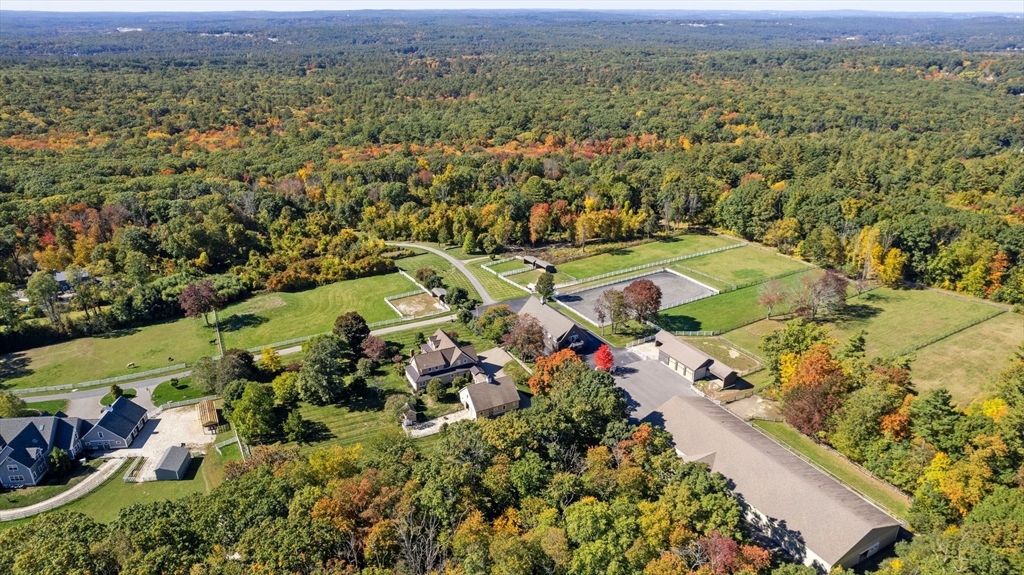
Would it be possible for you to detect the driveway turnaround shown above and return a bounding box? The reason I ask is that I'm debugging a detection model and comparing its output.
[613,359,697,421]
[387,242,496,305]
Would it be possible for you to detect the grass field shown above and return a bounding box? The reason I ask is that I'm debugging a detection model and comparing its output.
[486,259,532,274]
[394,252,482,302]
[0,459,105,511]
[828,288,999,359]
[507,268,575,288]
[24,399,68,415]
[467,260,532,301]
[720,320,782,360]
[670,245,809,287]
[679,336,762,373]
[911,311,1022,405]
[557,234,739,280]
[1,318,217,391]
[100,388,137,406]
[658,270,817,333]
[753,419,911,519]
[151,376,210,406]
[220,273,417,350]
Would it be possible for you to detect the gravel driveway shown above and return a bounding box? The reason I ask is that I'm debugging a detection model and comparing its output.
[115,405,217,482]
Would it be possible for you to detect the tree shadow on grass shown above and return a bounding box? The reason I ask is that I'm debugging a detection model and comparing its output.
[92,326,141,339]
[221,313,269,333]
[302,420,334,444]
[0,352,32,385]
[829,303,884,325]
[653,315,702,332]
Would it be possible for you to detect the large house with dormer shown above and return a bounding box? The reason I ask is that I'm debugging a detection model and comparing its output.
[0,397,150,489]
[405,328,480,392]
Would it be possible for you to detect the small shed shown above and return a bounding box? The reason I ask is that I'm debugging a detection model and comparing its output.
[431,287,448,302]
[532,258,556,273]
[197,400,218,434]
[154,445,192,481]
[400,403,418,426]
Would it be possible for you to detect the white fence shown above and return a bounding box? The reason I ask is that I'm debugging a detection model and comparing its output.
[498,266,533,277]
[676,330,721,336]
[147,395,219,418]
[554,243,746,290]
[0,459,126,521]
[12,363,188,396]
[558,268,666,297]
[214,436,241,455]
[122,456,145,483]
[240,310,454,354]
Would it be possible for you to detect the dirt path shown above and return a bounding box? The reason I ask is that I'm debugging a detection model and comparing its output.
[0,458,123,521]
[388,242,496,305]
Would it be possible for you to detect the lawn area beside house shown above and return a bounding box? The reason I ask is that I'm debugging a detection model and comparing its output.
[0,459,105,511]
[466,260,532,301]
[657,270,817,333]
[910,310,1022,405]
[220,273,417,350]
[151,377,210,406]
[24,399,69,415]
[752,419,911,520]
[669,245,809,287]
[557,233,739,279]
[0,318,217,391]
[100,388,138,406]
[394,251,482,302]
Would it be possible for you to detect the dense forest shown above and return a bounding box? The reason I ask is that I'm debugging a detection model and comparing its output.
[1,11,1024,573]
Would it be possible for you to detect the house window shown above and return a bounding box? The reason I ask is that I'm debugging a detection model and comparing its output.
[8,475,24,482]
[6,465,17,472]
[98,432,104,438]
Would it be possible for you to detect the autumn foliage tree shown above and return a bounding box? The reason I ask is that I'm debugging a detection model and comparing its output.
[594,344,615,372]
[528,348,581,395]
[503,313,546,360]
[623,278,662,324]
[178,279,222,326]
[757,279,785,320]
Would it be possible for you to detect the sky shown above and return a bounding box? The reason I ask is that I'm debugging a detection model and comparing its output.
[1,0,1020,13]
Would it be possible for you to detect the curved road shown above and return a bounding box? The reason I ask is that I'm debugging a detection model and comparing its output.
[388,242,496,305]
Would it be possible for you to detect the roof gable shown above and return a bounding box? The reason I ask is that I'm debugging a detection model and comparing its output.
[94,397,148,439]
[655,331,715,370]
[464,375,520,411]
[519,297,576,342]
[655,395,901,566]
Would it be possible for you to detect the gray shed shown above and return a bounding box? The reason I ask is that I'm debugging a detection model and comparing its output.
[154,445,192,481]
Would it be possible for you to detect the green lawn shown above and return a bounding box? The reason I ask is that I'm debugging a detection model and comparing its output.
[1,318,216,391]
[57,457,211,524]
[557,234,740,280]
[658,271,817,333]
[0,459,105,511]
[394,252,482,302]
[220,273,417,350]
[100,388,137,406]
[720,320,782,361]
[467,260,532,301]
[829,288,999,359]
[151,377,210,406]
[507,268,575,288]
[24,399,69,415]
[671,245,809,287]
[753,420,911,519]
[486,259,532,274]
[679,336,762,373]
[911,311,1021,406]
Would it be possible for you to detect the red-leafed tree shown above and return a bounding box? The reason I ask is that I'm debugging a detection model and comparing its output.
[623,278,662,324]
[503,313,546,360]
[179,280,223,326]
[361,335,388,363]
[595,344,615,372]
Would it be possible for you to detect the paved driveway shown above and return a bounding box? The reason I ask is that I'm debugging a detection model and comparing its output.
[613,359,696,422]
[388,242,496,304]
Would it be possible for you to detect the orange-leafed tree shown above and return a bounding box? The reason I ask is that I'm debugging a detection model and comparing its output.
[594,344,615,372]
[528,348,581,395]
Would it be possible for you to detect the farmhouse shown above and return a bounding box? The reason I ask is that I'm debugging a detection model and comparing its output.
[154,445,192,481]
[459,374,520,419]
[405,328,479,391]
[80,396,150,450]
[519,297,588,355]
[654,330,737,388]
[0,415,85,488]
[655,395,902,571]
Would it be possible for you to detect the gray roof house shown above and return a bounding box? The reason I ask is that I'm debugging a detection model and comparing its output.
[654,330,738,388]
[519,297,587,355]
[654,395,902,571]
[405,329,479,392]
[459,374,521,419]
[80,396,150,450]
[154,445,192,481]
[0,415,86,488]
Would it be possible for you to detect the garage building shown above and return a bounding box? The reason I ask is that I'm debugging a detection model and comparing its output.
[154,445,192,481]
[654,330,737,388]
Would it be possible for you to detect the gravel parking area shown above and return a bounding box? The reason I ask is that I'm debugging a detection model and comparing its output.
[115,405,217,482]
[556,270,716,325]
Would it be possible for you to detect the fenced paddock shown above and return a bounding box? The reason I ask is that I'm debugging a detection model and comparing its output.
[556,270,716,326]
[388,293,446,317]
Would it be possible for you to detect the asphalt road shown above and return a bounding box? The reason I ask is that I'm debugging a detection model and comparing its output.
[388,242,497,305]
